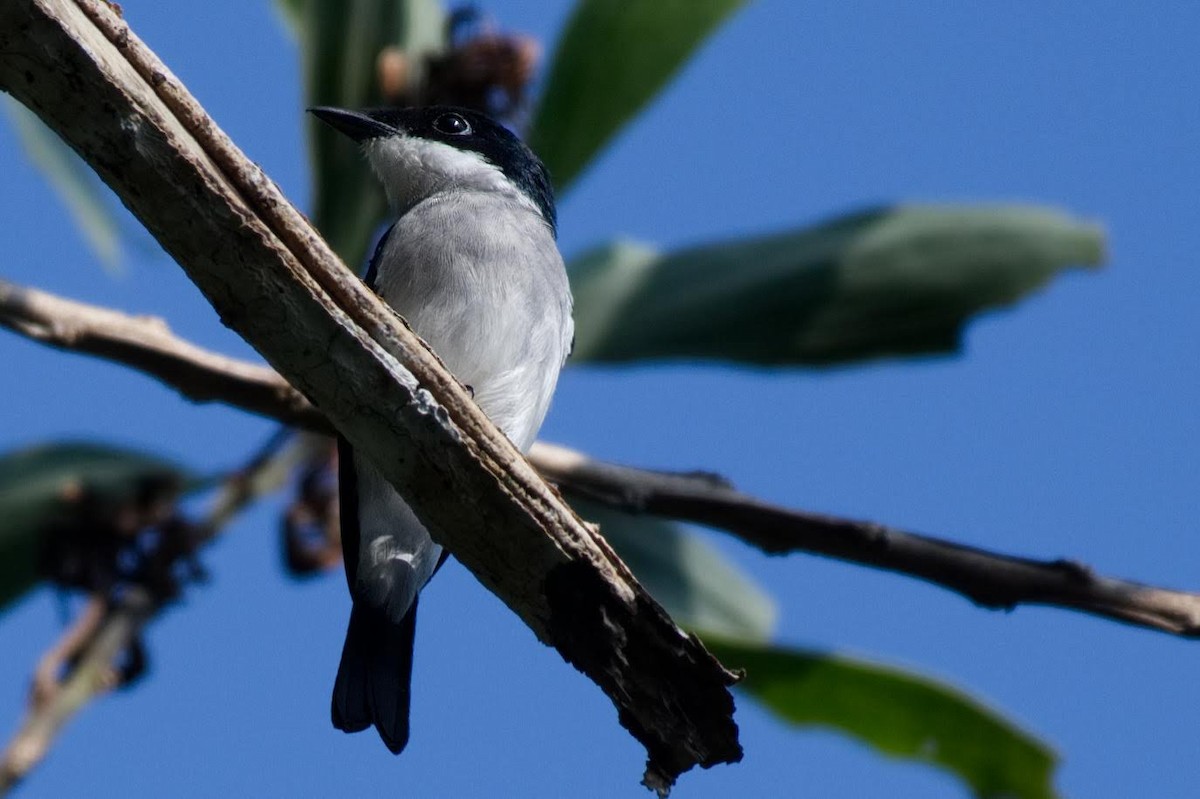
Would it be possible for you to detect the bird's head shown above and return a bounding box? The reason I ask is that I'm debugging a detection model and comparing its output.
[309,105,555,233]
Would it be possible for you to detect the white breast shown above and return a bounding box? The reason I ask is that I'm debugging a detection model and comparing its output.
[351,177,572,623]
[374,190,573,448]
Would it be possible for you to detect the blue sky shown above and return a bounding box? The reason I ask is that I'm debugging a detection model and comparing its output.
[2,2,1199,797]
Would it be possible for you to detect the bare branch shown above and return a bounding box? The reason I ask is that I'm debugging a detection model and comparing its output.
[5,278,1200,640]
[0,278,322,430]
[0,0,740,789]
[0,592,151,794]
[28,596,108,712]
[531,443,1200,637]
[0,429,304,794]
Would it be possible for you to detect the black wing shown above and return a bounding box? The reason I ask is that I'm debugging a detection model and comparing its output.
[337,223,395,588]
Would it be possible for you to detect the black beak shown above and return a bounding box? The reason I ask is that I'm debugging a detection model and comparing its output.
[308,107,396,142]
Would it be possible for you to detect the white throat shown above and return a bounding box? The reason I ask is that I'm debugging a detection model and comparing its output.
[363,134,531,216]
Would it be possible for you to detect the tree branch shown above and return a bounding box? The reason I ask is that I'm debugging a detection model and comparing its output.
[0,278,321,429]
[5,278,1200,639]
[0,429,306,794]
[0,0,740,791]
[0,590,152,794]
[532,444,1200,637]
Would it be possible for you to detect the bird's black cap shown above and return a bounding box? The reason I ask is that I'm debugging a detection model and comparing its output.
[308,105,556,234]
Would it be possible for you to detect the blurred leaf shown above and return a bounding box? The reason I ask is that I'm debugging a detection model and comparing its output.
[3,98,123,273]
[0,443,193,613]
[301,0,445,269]
[569,204,1104,367]
[707,640,1059,799]
[273,0,305,37]
[570,497,775,641]
[529,0,747,192]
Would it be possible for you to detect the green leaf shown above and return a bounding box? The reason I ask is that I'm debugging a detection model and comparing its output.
[273,0,305,38]
[0,443,193,613]
[529,0,747,192]
[301,0,445,269]
[569,204,1105,367]
[3,98,123,273]
[707,640,1059,799]
[569,497,775,641]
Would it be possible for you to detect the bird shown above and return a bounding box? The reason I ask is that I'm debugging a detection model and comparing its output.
[308,104,573,754]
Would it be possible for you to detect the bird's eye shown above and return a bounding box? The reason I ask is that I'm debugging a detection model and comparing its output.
[432,113,471,136]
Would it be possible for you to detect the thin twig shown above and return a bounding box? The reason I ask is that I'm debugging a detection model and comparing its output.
[0,278,322,430]
[29,596,107,711]
[3,277,1199,638]
[531,444,1200,637]
[0,430,308,794]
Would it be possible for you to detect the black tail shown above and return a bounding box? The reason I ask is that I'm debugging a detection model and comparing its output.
[331,598,419,754]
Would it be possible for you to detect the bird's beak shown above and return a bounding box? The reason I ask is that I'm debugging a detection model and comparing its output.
[308,107,396,142]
